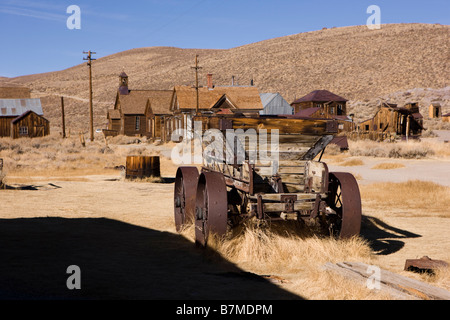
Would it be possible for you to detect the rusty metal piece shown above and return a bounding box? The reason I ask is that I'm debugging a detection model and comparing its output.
[326,172,362,239]
[280,194,297,212]
[195,172,228,246]
[174,166,199,232]
[310,194,321,219]
[405,256,449,274]
[256,193,264,219]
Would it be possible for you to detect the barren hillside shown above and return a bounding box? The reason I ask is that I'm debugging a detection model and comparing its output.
[1,23,448,132]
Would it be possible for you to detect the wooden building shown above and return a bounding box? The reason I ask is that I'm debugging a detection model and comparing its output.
[357,102,423,139]
[170,77,263,140]
[106,72,173,138]
[0,97,49,138]
[428,103,442,118]
[290,90,348,116]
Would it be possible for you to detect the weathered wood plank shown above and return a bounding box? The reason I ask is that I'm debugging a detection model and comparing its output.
[344,261,450,300]
[322,262,419,300]
[263,201,314,212]
[249,193,317,201]
[256,166,305,176]
[322,261,450,300]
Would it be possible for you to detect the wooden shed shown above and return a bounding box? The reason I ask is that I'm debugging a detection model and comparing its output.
[356,102,423,139]
[11,110,50,139]
[428,103,442,118]
[0,98,49,138]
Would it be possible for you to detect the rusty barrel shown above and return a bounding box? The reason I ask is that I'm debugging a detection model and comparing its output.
[125,156,160,179]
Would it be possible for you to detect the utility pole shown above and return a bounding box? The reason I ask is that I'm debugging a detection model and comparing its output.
[191,54,202,115]
[83,50,96,141]
[61,96,66,138]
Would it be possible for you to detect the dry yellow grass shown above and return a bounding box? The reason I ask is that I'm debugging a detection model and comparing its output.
[348,139,450,159]
[371,163,405,170]
[360,180,450,217]
[180,222,393,299]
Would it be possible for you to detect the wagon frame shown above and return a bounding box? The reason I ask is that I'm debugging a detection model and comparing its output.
[174,115,362,246]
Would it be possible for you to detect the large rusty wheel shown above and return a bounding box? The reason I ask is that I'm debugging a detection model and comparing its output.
[174,167,199,232]
[195,172,228,246]
[326,172,362,239]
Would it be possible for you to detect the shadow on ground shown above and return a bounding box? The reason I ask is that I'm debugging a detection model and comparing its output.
[360,215,421,255]
[0,217,302,300]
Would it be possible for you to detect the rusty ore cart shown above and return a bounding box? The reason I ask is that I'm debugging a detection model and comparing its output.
[174,115,361,246]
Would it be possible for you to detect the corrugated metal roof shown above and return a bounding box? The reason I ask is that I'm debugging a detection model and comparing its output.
[0,98,43,117]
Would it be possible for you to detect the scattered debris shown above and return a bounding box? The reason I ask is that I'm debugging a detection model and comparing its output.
[3,183,61,191]
[405,256,449,274]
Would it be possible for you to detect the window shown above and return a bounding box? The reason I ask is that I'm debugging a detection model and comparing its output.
[135,116,140,131]
[365,125,369,131]
[19,126,28,135]
[337,104,343,115]
[330,107,334,114]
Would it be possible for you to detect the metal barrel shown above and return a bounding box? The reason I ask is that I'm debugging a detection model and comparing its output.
[125,156,160,179]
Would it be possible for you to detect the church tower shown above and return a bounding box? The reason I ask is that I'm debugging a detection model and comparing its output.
[118,71,129,95]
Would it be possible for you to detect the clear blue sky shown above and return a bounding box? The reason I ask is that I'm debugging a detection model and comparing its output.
[0,0,448,77]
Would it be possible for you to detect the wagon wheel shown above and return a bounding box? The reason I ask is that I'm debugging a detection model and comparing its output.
[174,167,199,232]
[195,172,228,246]
[326,172,362,239]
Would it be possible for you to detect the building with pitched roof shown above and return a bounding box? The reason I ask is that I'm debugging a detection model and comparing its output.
[357,102,423,138]
[106,72,173,138]
[259,93,293,115]
[0,87,49,138]
[170,75,263,139]
[291,89,348,116]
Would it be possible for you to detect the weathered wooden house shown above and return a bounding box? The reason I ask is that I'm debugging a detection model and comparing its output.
[106,72,172,138]
[170,78,263,139]
[290,90,348,116]
[0,98,49,138]
[259,93,293,115]
[357,102,423,139]
[428,103,442,118]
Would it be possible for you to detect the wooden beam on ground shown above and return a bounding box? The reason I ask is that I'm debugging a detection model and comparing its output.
[322,261,450,300]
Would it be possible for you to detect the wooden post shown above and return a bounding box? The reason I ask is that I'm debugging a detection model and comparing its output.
[406,115,410,142]
[83,50,96,141]
[191,55,202,116]
[61,96,66,138]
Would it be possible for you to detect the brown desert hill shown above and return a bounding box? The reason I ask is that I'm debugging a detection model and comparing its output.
[0,23,448,132]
